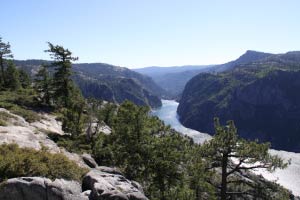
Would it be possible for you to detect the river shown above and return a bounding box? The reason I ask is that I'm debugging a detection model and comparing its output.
[152,99,300,196]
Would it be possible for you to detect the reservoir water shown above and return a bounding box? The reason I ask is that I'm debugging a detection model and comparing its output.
[152,100,300,196]
[152,100,211,144]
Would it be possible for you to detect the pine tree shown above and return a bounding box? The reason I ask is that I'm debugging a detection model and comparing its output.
[34,65,52,105]
[45,42,85,137]
[188,145,217,200]
[45,42,78,108]
[111,101,151,180]
[0,37,13,87]
[19,69,31,89]
[148,133,189,200]
[201,118,289,200]
[61,85,86,137]
[5,61,20,90]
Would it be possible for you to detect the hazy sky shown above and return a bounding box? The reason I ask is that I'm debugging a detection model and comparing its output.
[1,0,300,68]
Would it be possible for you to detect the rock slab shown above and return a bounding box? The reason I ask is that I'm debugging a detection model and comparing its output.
[0,177,88,200]
[82,169,148,200]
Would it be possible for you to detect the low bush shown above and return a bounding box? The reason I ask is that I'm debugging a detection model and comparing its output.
[0,90,41,122]
[47,133,92,154]
[0,143,88,181]
[0,111,14,126]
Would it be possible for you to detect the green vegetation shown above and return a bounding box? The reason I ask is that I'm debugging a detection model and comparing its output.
[0,143,88,181]
[41,43,86,137]
[0,39,90,183]
[0,37,40,122]
[0,37,31,91]
[0,120,6,126]
[0,111,15,126]
[89,101,289,200]
[0,39,86,136]
[48,99,118,154]
[5,61,21,90]
[91,101,196,200]
[0,90,41,122]
[201,118,288,200]
[34,65,52,105]
[0,37,13,87]
[48,133,92,154]
[45,42,78,108]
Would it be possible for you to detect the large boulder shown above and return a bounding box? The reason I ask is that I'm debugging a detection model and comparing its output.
[82,169,148,200]
[0,169,149,200]
[0,177,88,200]
[82,153,98,168]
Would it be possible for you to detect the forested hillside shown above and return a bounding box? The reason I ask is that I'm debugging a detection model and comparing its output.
[178,51,300,152]
[13,60,164,108]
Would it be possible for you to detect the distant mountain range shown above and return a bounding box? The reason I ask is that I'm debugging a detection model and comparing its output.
[13,60,165,108]
[178,50,300,152]
[134,65,213,97]
[134,65,213,77]
[135,50,273,97]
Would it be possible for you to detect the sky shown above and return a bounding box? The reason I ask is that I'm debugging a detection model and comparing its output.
[1,0,300,68]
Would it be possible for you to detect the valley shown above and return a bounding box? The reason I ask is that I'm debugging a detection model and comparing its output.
[0,40,299,199]
[2,1,300,199]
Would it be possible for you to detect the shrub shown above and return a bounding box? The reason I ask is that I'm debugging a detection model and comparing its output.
[0,90,41,122]
[47,133,92,154]
[0,111,14,126]
[0,120,6,126]
[0,143,88,181]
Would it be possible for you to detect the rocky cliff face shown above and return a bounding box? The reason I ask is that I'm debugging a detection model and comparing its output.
[178,70,300,152]
[0,108,148,200]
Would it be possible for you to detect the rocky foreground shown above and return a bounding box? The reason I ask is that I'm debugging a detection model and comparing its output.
[0,108,148,200]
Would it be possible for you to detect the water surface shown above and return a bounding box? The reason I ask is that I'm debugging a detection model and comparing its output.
[152,100,211,144]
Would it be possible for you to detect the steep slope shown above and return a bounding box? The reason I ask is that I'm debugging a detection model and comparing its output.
[14,60,163,108]
[73,63,165,107]
[178,51,300,152]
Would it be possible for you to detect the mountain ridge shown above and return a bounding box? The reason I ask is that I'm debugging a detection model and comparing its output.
[13,59,164,108]
[135,50,274,97]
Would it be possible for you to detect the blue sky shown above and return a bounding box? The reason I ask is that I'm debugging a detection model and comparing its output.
[1,0,300,68]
